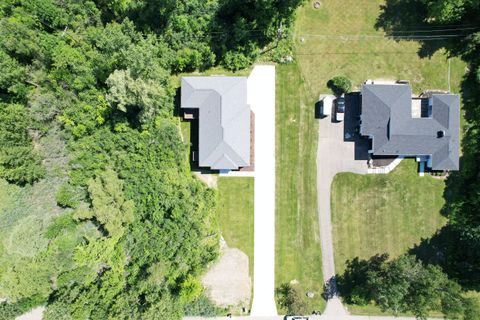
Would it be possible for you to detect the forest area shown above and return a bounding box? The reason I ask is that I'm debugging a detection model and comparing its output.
[0,0,301,319]
[336,0,480,319]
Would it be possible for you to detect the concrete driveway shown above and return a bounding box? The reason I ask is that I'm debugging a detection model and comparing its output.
[317,93,368,315]
[248,65,277,316]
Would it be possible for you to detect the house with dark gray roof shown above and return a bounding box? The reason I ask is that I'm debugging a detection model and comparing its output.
[360,83,460,171]
[181,76,251,171]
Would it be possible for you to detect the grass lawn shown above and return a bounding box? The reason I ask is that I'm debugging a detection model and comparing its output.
[294,0,465,94]
[216,177,255,277]
[275,62,325,312]
[331,160,447,315]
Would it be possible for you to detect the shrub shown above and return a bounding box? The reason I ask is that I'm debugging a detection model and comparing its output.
[55,184,80,208]
[327,76,352,96]
[222,51,253,71]
[183,293,223,317]
[275,283,310,315]
[174,48,202,72]
[0,297,44,320]
[45,213,77,239]
[0,104,45,185]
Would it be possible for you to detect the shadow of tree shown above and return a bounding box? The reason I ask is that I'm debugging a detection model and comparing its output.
[375,0,472,58]
[322,276,339,300]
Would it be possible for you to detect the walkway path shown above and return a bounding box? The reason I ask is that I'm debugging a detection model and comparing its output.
[248,65,277,316]
[316,113,367,315]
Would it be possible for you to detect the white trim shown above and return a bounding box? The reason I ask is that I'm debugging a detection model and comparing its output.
[368,156,404,174]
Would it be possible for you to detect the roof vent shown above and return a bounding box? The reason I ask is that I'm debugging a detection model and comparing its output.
[437,130,445,138]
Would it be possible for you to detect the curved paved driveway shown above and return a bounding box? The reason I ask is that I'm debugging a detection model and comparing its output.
[316,98,368,315]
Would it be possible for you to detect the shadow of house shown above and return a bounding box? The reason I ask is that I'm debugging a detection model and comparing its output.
[173,87,182,118]
[343,92,370,160]
[182,117,220,175]
[314,100,323,119]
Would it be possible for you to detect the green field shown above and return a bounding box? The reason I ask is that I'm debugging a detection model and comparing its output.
[216,177,255,276]
[331,160,447,273]
[275,62,325,312]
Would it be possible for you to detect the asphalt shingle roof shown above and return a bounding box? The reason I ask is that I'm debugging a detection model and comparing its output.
[181,76,250,170]
[360,84,459,170]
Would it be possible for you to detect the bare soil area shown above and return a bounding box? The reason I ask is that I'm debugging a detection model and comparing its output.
[202,239,251,310]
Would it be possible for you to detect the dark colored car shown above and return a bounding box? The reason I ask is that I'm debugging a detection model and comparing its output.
[335,96,345,122]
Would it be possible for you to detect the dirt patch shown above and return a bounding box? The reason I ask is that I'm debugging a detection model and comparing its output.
[202,239,251,309]
[16,306,45,320]
[193,172,218,188]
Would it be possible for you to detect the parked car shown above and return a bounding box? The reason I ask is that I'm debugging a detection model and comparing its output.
[321,95,333,117]
[335,96,345,122]
[284,316,309,320]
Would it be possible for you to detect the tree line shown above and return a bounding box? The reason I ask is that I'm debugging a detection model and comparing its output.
[0,0,302,319]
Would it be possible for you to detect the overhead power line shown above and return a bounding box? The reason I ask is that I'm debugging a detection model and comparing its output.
[297,33,474,41]
[380,26,480,33]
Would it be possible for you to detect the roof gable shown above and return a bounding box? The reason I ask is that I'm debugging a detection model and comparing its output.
[360,84,460,170]
[181,76,250,170]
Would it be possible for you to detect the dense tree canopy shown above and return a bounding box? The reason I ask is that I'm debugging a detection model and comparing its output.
[0,0,303,318]
[338,254,472,319]
[0,103,45,184]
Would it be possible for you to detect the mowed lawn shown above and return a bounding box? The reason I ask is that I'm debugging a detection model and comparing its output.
[275,63,325,312]
[217,177,254,276]
[331,160,447,274]
[294,0,464,94]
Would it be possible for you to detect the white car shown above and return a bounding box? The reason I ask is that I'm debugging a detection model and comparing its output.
[284,316,309,320]
[321,95,333,117]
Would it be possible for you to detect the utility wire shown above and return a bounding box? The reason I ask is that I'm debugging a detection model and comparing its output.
[296,33,474,42]
[379,26,480,33]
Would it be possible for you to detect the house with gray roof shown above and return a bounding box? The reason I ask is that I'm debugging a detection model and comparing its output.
[181,76,251,171]
[360,83,460,170]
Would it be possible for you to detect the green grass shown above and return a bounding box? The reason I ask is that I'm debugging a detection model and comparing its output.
[0,130,69,260]
[294,1,465,95]
[216,177,254,277]
[331,160,447,273]
[179,120,191,144]
[275,62,325,312]
[344,302,444,318]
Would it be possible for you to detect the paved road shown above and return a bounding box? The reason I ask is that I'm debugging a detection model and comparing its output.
[316,99,368,315]
[248,65,278,316]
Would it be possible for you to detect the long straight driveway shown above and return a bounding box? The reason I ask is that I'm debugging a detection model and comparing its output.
[248,65,277,316]
[317,102,368,315]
